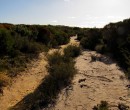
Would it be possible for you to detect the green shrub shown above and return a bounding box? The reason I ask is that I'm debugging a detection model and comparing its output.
[27,46,78,109]
[37,28,52,45]
[0,56,29,77]
[47,51,64,66]
[50,39,58,48]
[80,37,89,49]
[95,44,105,53]
[48,62,76,83]
[93,101,109,110]
[0,29,14,55]
[54,32,69,45]
[64,45,81,58]
[13,25,32,37]
[80,29,101,50]
[40,61,76,102]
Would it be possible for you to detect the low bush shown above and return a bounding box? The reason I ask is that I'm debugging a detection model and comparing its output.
[0,56,29,77]
[33,46,80,108]
[20,40,46,54]
[64,45,81,58]
[35,61,76,105]
[95,44,105,54]
[47,51,64,66]
[80,37,89,49]
[47,50,77,87]
[93,101,109,110]
[0,28,14,56]
[48,62,76,85]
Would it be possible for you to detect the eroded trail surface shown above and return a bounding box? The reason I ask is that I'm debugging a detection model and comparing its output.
[54,45,130,109]
[0,53,48,110]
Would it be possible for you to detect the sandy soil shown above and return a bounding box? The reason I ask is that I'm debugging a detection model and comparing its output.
[0,53,48,110]
[54,45,130,109]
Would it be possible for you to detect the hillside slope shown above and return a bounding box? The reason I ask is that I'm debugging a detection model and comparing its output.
[0,53,47,110]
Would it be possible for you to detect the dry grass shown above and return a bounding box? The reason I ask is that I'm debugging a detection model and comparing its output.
[0,72,11,88]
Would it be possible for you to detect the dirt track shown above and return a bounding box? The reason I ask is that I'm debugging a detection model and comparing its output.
[54,42,130,110]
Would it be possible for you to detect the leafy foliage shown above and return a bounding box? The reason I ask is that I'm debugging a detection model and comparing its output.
[64,45,81,58]
[0,29,14,56]
[80,28,102,50]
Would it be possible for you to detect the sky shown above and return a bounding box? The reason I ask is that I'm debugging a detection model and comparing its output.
[0,0,130,28]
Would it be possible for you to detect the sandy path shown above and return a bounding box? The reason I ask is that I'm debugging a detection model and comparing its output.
[48,36,79,55]
[54,42,130,110]
[0,53,48,110]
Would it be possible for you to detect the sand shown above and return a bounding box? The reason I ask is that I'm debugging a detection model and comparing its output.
[54,42,130,110]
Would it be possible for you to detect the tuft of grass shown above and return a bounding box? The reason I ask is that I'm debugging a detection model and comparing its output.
[47,51,64,66]
[93,101,109,110]
[64,45,81,58]
[0,72,11,88]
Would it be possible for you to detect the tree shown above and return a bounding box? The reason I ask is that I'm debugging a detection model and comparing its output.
[37,28,52,45]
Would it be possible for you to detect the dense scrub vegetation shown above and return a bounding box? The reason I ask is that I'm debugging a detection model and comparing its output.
[79,18,130,79]
[0,24,77,90]
[11,45,80,110]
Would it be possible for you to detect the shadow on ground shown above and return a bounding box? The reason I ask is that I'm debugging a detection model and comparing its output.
[10,76,56,110]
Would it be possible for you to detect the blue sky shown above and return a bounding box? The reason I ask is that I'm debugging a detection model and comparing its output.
[0,0,130,27]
